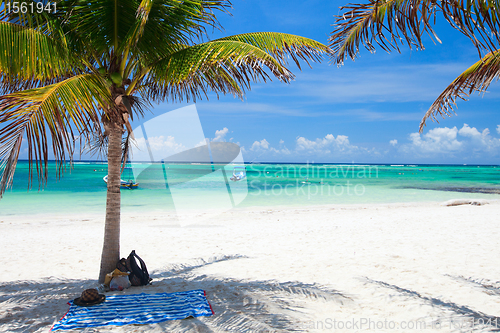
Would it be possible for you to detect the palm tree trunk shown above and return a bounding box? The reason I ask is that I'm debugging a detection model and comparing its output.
[98,122,123,283]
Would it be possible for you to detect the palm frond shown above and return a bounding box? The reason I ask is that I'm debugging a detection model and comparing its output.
[0,21,74,92]
[76,94,150,159]
[420,50,500,131]
[59,0,231,71]
[440,0,500,55]
[118,0,155,75]
[217,32,331,69]
[331,0,500,64]
[0,74,111,197]
[57,0,137,57]
[116,0,232,78]
[135,40,289,101]
[131,0,231,53]
[136,33,329,102]
[330,0,441,65]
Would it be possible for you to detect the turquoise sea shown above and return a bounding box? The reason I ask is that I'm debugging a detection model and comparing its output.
[1,161,499,216]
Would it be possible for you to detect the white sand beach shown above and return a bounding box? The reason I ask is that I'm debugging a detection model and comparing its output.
[1,200,500,332]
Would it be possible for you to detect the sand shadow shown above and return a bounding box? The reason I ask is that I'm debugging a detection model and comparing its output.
[147,255,353,332]
[365,277,500,332]
[0,255,351,333]
[151,254,250,279]
[0,277,104,332]
[446,275,500,297]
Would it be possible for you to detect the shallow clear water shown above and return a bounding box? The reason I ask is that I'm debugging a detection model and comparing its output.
[1,161,499,216]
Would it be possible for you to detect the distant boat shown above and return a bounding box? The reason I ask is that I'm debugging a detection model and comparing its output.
[230,166,246,181]
[103,175,139,189]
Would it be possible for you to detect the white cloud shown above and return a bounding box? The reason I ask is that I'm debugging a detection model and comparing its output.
[195,139,207,147]
[213,127,229,142]
[270,146,291,155]
[295,134,356,154]
[251,138,291,155]
[456,124,500,153]
[251,139,270,151]
[497,125,500,134]
[244,123,500,163]
[399,124,500,159]
[406,126,462,154]
[458,123,488,138]
[247,134,370,161]
[132,135,187,161]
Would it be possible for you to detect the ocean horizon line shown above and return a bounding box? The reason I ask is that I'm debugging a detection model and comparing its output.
[15,160,500,167]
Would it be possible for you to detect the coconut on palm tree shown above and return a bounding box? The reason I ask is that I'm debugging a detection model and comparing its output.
[330,0,500,131]
[0,0,330,282]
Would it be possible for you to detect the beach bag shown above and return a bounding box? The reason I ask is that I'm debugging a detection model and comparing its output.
[104,268,130,288]
[117,250,152,286]
[109,275,131,291]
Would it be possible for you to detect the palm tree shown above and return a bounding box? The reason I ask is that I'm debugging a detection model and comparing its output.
[329,0,500,131]
[0,0,330,282]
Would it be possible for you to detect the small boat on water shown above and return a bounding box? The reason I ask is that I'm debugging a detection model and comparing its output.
[230,166,246,181]
[103,175,139,189]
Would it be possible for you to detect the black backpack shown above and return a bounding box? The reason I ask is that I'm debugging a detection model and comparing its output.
[117,250,152,286]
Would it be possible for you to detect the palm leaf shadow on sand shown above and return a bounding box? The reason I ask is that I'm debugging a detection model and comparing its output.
[447,275,500,297]
[0,255,352,333]
[365,278,500,332]
[0,277,99,332]
[150,254,353,332]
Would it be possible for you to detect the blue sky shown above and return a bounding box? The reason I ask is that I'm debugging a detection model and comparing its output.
[135,0,500,165]
[17,0,500,165]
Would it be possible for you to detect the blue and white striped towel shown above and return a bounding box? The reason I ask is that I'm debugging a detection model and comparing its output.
[51,289,214,331]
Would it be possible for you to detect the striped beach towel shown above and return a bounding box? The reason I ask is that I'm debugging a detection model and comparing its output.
[51,289,214,331]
